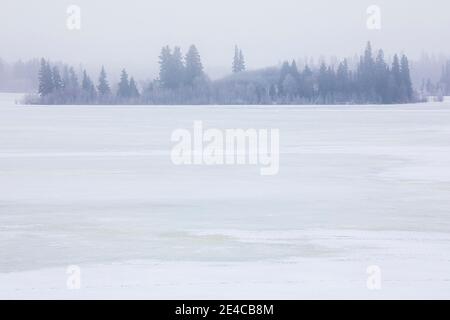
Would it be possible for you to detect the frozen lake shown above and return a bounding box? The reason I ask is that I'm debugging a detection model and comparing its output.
[1,93,450,299]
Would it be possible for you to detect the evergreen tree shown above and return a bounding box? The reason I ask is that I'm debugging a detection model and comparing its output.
[171,46,185,88]
[81,70,96,101]
[68,67,79,90]
[117,69,130,98]
[158,46,185,89]
[52,66,63,91]
[318,62,328,99]
[364,42,374,69]
[185,45,204,85]
[62,66,70,90]
[441,61,450,95]
[326,66,336,97]
[232,45,240,73]
[301,65,314,100]
[336,59,350,100]
[159,46,172,89]
[391,54,402,102]
[290,60,300,96]
[400,55,413,102]
[129,77,140,98]
[38,58,54,96]
[238,49,246,72]
[269,84,277,101]
[61,67,79,102]
[360,41,375,101]
[232,46,245,73]
[290,60,300,80]
[81,70,90,91]
[282,74,297,100]
[374,50,389,103]
[97,66,111,97]
[278,61,291,95]
[392,55,401,84]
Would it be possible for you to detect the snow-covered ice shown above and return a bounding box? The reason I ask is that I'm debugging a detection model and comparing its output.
[1,93,450,299]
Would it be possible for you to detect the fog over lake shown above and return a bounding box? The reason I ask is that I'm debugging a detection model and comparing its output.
[1,0,450,78]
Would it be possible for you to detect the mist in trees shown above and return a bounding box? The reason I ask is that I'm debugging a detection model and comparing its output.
[0,58,40,92]
[214,42,414,105]
[232,46,246,73]
[185,45,204,85]
[31,59,140,105]
[97,66,111,100]
[438,61,450,96]
[416,59,450,100]
[31,42,416,105]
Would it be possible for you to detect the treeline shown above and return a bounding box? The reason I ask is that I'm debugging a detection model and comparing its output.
[439,61,450,96]
[30,42,415,105]
[31,59,140,104]
[276,42,413,104]
[0,58,40,92]
[418,59,450,100]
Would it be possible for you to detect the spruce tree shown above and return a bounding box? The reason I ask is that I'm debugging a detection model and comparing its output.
[38,58,54,96]
[117,69,130,99]
[336,60,349,100]
[62,66,70,90]
[318,62,328,99]
[374,50,389,103]
[158,46,185,89]
[38,58,46,96]
[364,42,374,69]
[326,66,336,99]
[63,67,80,101]
[232,45,240,73]
[441,61,450,95]
[278,61,291,95]
[269,84,277,102]
[238,49,246,72]
[361,42,375,101]
[129,77,140,98]
[391,54,402,102]
[282,74,297,100]
[68,67,79,90]
[159,46,172,89]
[290,60,300,97]
[81,70,90,91]
[97,66,111,96]
[52,66,63,91]
[185,45,204,85]
[400,55,413,102]
[81,70,96,101]
[290,60,300,79]
[171,47,185,88]
[302,65,314,100]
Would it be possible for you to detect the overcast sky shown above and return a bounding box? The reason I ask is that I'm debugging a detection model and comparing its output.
[1,0,449,78]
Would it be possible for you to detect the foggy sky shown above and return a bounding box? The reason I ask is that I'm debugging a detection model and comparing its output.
[1,0,449,79]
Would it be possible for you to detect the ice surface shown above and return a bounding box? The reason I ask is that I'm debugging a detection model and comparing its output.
[1,93,450,299]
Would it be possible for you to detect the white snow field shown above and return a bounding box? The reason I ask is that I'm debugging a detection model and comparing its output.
[1,92,450,299]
